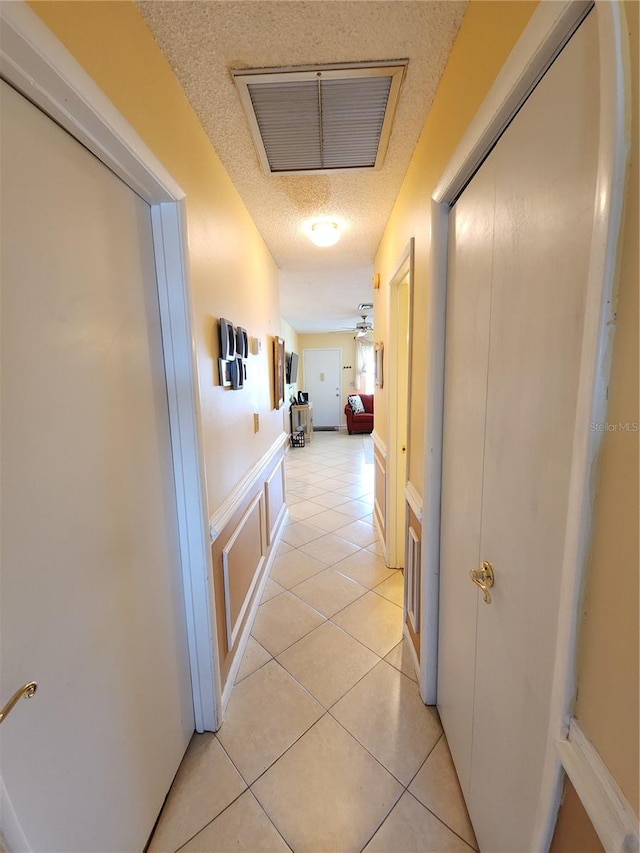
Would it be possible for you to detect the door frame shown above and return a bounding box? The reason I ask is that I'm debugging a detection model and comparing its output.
[385,239,414,568]
[0,0,221,745]
[420,0,630,848]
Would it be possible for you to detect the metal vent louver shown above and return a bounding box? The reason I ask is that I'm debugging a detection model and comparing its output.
[233,62,407,176]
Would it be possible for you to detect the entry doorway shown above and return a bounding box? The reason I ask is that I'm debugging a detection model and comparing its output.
[302,348,342,429]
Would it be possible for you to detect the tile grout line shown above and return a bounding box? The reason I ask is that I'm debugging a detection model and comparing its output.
[289,437,477,849]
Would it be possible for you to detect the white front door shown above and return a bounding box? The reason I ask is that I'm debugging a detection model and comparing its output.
[0,80,193,851]
[302,349,342,429]
[438,12,599,852]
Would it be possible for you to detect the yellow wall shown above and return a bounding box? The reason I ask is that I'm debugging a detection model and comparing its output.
[571,0,639,816]
[29,0,283,513]
[374,0,537,485]
[298,332,357,426]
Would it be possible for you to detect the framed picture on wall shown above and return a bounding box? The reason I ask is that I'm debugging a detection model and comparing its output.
[235,326,248,359]
[375,342,384,389]
[232,355,244,390]
[273,336,285,409]
[218,357,232,387]
[219,317,236,361]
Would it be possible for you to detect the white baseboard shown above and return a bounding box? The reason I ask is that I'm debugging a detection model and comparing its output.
[555,718,639,853]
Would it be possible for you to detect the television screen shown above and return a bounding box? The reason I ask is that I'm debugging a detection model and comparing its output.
[287,351,299,384]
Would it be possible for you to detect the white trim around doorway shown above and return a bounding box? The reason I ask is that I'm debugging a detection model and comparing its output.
[0,1,221,735]
[384,239,414,569]
[420,0,630,848]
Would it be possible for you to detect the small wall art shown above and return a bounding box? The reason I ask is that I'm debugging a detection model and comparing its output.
[232,355,245,390]
[219,317,235,361]
[235,327,248,359]
[273,336,285,409]
[218,357,232,387]
[217,318,250,389]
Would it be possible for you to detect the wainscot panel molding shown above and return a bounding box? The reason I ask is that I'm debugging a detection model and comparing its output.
[405,504,422,660]
[404,481,423,522]
[220,505,288,715]
[405,525,421,634]
[372,434,387,548]
[211,438,288,692]
[402,622,421,684]
[555,719,639,853]
[221,493,265,651]
[209,432,288,541]
[370,430,387,458]
[265,457,286,547]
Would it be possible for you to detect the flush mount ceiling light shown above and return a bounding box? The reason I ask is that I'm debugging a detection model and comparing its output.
[309,220,341,247]
[232,60,408,176]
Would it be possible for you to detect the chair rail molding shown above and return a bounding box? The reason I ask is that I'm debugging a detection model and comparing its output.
[404,481,423,523]
[209,432,288,541]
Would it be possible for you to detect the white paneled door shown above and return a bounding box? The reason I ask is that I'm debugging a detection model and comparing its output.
[303,348,342,429]
[0,80,193,851]
[438,12,599,853]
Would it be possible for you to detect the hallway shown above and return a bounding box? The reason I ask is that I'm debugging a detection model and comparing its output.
[148,432,476,852]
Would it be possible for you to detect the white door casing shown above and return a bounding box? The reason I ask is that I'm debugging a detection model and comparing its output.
[302,349,342,429]
[422,1,630,849]
[385,240,414,569]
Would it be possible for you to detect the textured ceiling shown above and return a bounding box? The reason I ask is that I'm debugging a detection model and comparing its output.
[137,0,467,333]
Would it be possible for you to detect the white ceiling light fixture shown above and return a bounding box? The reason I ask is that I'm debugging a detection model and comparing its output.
[309,220,341,247]
[233,60,408,176]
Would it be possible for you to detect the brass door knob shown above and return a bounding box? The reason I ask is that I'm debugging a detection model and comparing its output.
[0,681,38,724]
[470,561,494,604]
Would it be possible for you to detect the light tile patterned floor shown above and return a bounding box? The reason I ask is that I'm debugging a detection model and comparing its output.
[148,432,477,853]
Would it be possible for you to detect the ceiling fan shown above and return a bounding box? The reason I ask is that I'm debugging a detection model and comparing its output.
[327,314,374,340]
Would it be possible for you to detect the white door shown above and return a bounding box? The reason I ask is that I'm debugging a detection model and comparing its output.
[303,349,342,429]
[438,12,599,852]
[0,81,193,851]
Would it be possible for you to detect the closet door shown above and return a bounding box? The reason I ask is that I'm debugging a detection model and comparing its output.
[468,13,599,849]
[438,11,599,852]
[0,79,192,851]
[437,153,496,795]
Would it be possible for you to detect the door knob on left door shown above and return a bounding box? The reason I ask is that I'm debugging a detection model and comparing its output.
[470,561,494,604]
[0,681,38,724]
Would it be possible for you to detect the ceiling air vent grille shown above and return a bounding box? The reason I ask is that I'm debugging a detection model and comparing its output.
[233,61,407,176]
